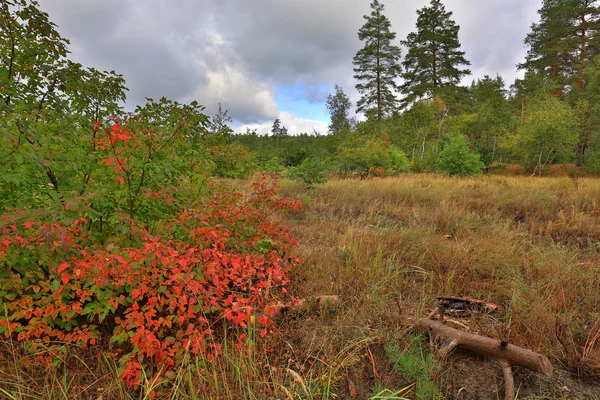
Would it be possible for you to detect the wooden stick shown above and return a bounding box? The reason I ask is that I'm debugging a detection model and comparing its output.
[273,295,341,319]
[500,360,515,400]
[416,318,553,376]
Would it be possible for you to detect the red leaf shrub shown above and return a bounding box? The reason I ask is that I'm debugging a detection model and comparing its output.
[0,175,301,388]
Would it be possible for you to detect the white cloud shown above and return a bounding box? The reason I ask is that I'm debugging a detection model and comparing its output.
[38,0,543,125]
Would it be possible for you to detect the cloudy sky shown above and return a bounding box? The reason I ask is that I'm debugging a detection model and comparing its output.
[39,0,541,135]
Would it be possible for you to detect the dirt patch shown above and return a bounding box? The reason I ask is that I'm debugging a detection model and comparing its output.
[437,351,600,400]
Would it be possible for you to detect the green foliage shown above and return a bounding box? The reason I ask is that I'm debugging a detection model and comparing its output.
[401,0,471,107]
[326,85,353,134]
[0,0,128,210]
[514,95,577,175]
[353,0,402,122]
[211,143,257,178]
[337,136,411,177]
[385,335,442,400]
[435,134,484,176]
[389,145,412,172]
[287,157,329,187]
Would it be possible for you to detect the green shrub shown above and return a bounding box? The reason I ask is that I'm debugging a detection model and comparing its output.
[337,137,411,177]
[287,157,329,187]
[435,134,484,176]
[389,145,412,172]
[385,335,441,400]
[211,143,257,178]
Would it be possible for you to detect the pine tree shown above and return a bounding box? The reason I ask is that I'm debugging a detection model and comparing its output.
[519,0,600,92]
[210,103,233,136]
[401,0,471,108]
[352,0,402,124]
[326,85,352,134]
[519,0,600,164]
[271,118,287,147]
[271,119,282,136]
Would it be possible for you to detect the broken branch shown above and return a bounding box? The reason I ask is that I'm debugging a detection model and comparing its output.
[416,317,553,400]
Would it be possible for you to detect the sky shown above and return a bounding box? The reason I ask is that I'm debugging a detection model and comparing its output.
[38,0,542,135]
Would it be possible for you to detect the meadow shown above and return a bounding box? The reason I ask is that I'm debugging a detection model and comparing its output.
[3,173,600,400]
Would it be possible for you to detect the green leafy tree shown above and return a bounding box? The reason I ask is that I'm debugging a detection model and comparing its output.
[326,84,352,134]
[0,0,127,209]
[435,134,484,176]
[401,0,471,108]
[353,0,402,124]
[465,75,514,169]
[519,0,600,164]
[514,95,577,175]
[336,135,410,177]
[287,157,329,188]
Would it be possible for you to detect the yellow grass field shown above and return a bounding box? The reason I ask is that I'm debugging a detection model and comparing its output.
[272,174,600,399]
[3,174,600,399]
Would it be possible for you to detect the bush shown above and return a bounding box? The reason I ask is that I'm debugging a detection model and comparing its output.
[287,157,329,187]
[389,145,412,172]
[0,114,300,391]
[336,137,411,177]
[435,134,484,176]
[211,143,257,178]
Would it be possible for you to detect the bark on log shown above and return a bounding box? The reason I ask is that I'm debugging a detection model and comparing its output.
[416,318,553,376]
[416,317,553,400]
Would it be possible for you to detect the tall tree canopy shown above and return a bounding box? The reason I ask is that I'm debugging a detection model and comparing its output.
[401,0,471,108]
[353,0,402,124]
[519,0,600,164]
[519,0,600,93]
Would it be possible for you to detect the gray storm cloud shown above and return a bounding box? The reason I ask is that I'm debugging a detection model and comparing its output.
[39,0,541,126]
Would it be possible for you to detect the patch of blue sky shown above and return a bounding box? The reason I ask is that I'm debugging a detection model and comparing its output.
[274,82,330,123]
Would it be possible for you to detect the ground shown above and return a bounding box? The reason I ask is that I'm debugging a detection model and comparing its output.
[273,174,600,399]
[2,173,600,399]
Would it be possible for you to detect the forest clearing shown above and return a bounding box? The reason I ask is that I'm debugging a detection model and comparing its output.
[3,174,600,398]
[4,0,600,398]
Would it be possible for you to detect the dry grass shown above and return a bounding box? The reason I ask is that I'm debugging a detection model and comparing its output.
[275,174,600,399]
[2,173,600,399]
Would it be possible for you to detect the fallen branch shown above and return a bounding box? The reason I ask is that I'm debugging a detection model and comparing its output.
[273,295,341,319]
[416,317,552,400]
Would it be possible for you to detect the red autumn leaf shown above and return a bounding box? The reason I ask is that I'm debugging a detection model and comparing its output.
[57,262,69,273]
[61,273,71,285]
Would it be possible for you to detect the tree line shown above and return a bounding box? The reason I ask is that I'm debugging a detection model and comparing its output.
[225,0,600,181]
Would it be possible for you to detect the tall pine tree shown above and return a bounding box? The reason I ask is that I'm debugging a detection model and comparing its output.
[401,0,471,108]
[519,0,600,164]
[520,0,600,92]
[353,0,402,124]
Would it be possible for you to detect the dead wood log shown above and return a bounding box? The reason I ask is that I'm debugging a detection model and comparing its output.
[273,295,341,319]
[416,317,552,400]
